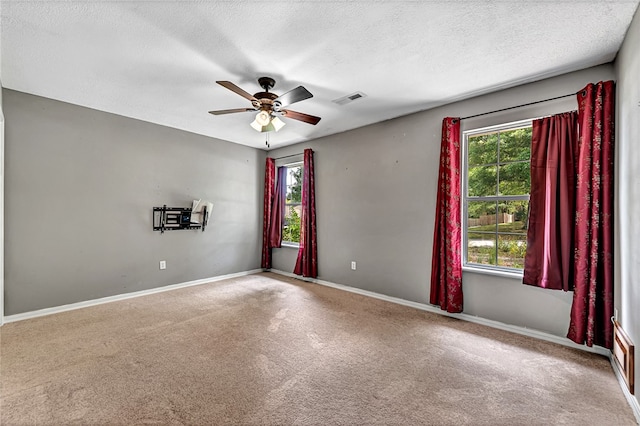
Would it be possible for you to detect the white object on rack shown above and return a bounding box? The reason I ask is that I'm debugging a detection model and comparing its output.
[190,199,213,224]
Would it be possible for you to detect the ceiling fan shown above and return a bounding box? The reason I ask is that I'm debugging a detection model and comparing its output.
[209,77,321,133]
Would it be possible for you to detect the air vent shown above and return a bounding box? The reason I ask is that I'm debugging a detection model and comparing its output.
[332,91,367,106]
[613,320,635,394]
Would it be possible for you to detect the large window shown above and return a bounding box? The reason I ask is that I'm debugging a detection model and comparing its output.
[282,163,302,244]
[463,121,531,272]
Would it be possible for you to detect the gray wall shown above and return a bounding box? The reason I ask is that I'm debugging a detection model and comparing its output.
[4,90,265,315]
[270,64,614,338]
[615,5,640,409]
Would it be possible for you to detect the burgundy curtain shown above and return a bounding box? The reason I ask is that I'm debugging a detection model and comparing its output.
[261,158,276,269]
[430,117,463,313]
[294,149,318,278]
[567,81,615,349]
[523,112,578,291]
[269,167,287,248]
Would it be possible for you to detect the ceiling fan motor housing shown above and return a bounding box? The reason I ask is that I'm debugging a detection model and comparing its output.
[253,92,278,101]
[253,94,277,113]
[255,77,280,112]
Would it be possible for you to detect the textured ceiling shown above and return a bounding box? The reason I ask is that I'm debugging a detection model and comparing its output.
[1,1,639,150]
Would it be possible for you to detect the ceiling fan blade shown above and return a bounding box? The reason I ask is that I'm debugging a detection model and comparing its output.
[208,108,255,115]
[281,109,321,125]
[275,86,313,107]
[216,81,258,102]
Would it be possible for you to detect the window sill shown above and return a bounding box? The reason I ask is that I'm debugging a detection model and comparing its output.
[280,242,300,249]
[462,266,523,280]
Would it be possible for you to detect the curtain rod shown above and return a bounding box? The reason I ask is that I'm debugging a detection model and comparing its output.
[270,92,581,149]
[459,91,579,121]
[271,153,303,161]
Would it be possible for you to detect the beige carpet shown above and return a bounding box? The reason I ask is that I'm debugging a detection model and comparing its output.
[0,272,636,425]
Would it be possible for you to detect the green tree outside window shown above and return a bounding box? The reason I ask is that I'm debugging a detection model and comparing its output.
[283,165,302,243]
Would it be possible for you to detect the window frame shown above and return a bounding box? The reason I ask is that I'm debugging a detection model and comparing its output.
[281,161,303,247]
[461,119,532,276]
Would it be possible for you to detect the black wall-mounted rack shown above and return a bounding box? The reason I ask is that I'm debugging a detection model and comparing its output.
[153,205,208,234]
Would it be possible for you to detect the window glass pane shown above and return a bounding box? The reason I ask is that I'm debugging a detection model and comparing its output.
[499,127,531,162]
[464,124,531,272]
[283,164,302,243]
[467,201,497,229]
[468,133,498,166]
[467,232,496,266]
[497,234,527,269]
[497,201,529,235]
[282,205,301,243]
[468,166,497,197]
[498,162,530,195]
[286,166,302,203]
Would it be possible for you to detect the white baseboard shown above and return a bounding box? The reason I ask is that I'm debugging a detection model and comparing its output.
[611,356,640,424]
[269,269,610,357]
[3,269,263,324]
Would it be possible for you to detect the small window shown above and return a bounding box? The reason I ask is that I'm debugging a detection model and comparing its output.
[463,121,531,272]
[282,163,302,245]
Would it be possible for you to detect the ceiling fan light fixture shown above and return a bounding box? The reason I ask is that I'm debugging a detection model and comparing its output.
[250,119,263,132]
[271,116,285,132]
[251,119,277,133]
[255,110,271,126]
[264,122,276,133]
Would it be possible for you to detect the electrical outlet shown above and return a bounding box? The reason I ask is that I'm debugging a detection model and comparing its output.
[159,260,166,270]
[351,261,356,270]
